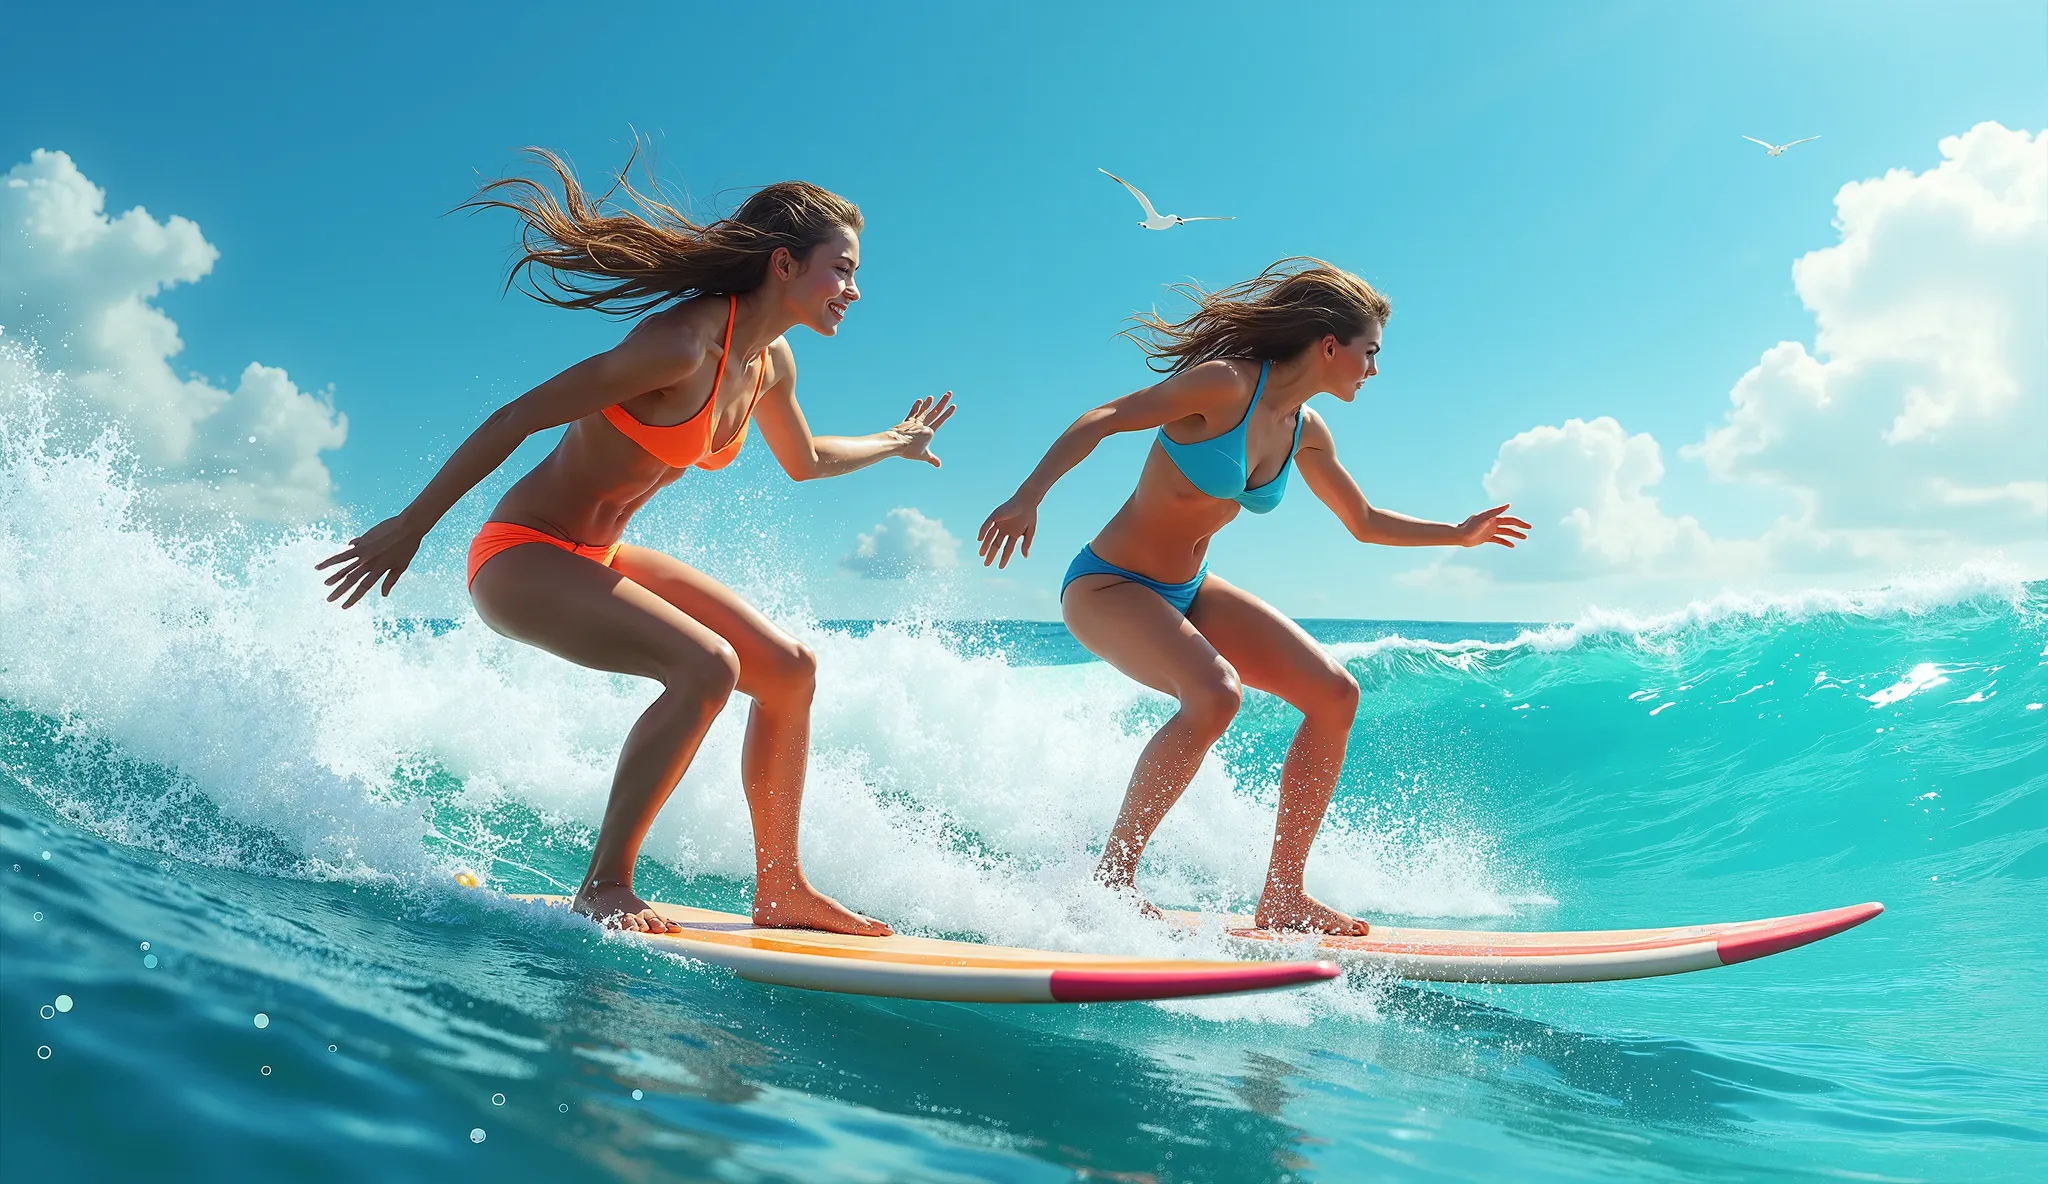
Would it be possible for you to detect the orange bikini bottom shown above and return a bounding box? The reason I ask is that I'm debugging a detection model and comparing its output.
[466,522,622,588]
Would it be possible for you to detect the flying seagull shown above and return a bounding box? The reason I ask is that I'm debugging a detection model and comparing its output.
[1099,168,1234,230]
[1742,135,1821,157]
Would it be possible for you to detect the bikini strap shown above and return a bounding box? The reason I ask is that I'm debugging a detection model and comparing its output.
[706,292,736,409]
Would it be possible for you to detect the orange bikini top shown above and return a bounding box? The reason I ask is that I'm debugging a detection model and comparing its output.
[601,293,768,470]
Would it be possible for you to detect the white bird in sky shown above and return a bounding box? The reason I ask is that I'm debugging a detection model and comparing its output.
[1099,168,1234,230]
[1742,135,1821,157]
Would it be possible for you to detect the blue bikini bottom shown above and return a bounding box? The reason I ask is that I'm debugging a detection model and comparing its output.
[1060,545,1208,616]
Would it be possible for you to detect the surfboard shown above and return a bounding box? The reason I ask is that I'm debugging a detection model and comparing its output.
[1163,902,1884,984]
[508,894,1340,1003]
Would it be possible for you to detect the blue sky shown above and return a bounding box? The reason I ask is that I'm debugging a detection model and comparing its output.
[4,1,2043,620]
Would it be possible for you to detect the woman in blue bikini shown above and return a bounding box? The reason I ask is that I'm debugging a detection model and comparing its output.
[977,259,1529,934]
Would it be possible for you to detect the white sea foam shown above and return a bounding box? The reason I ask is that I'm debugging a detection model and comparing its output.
[1324,564,2034,668]
[0,345,1519,980]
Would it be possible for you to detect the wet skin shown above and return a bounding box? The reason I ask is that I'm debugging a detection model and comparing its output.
[978,328,1529,933]
[318,229,955,936]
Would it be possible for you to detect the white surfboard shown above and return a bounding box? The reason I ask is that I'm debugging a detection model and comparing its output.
[509,895,1340,1003]
[1165,902,1884,984]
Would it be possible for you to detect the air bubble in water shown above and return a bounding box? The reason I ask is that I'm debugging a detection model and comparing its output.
[261,1065,271,1076]
[41,851,51,860]
[37,1046,51,1060]
[631,1089,643,1101]
[491,1093,505,1106]
[470,1128,486,1144]
[40,1006,54,1020]
[328,1044,338,1053]
[31,912,41,922]
[254,1013,269,1029]
[143,954,158,969]
[55,996,72,1013]
[139,942,150,951]
[558,1103,568,1113]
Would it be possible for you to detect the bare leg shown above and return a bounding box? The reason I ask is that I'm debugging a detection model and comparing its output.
[1189,575,1367,935]
[612,547,889,936]
[1061,575,1242,910]
[470,544,741,934]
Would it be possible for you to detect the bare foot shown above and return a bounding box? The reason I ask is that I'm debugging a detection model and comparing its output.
[1091,864,1163,919]
[1255,891,1369,936]
[753,878,892,937]
[572,879,682,934]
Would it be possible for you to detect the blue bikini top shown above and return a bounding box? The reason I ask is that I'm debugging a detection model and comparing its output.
[1155,360,1302,514]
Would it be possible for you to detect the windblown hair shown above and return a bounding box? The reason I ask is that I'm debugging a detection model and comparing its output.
[461,145,863,317]
[1123,257,1391,374]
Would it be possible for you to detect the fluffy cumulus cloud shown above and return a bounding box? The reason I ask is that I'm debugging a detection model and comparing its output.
[1481,416,1713,579]
[1685,121,2046,540]
[0,150,346,522]
[842,507,961,579]
[1421,122,2044,593]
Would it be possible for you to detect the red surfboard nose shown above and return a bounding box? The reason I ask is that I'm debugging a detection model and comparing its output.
[1716,902,1884,965]
[1049,960,1341,1002]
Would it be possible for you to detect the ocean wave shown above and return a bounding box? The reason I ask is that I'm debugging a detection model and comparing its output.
[0,349,1524,976]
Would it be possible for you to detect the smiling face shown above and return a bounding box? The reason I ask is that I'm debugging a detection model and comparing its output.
[775,226,861,335]
[1318,320,1382,401]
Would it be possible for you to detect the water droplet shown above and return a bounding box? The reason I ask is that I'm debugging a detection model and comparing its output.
[491,1093,505,1106]
[40,1005,55,1020]
[470,1128,487,1144]
[55,995,72,1013]
[631,1089,643,1101]
[254,1013,269,1029]
[37,1046,51,1060]
[261,1065,271,1076]
[557,1103,568,1113]
[139,941,150,951]
[143,954,158,969]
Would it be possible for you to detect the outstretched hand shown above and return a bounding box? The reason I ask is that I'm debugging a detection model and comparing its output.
[891,392,956,467]
[315,515,425,608]
[1457,503,1532,548]
[977,494,1038,568]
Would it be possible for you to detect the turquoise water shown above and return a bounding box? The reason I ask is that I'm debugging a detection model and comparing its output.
[5,383,2048,1180]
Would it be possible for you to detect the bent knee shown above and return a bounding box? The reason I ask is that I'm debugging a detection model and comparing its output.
[658,640,742,702]
[1178,665,1243,734]
[747,639,817,704]
[1304,666,1360,720]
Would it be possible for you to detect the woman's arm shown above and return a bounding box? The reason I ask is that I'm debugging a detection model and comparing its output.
[1295,409,1531,548]
[976,361,1244,567]
[750,343,957,480]
[315,330,704,607]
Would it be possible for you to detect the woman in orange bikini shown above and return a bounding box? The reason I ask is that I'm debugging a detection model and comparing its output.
[316,150,953,936]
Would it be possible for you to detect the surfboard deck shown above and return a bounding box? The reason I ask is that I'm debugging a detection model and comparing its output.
[508,894,1340,1003]
[1162,902,1884,983]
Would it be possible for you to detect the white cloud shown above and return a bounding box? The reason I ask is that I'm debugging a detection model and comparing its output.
[1685,121,2046,536]
[842,507,961,579]
[0,150,346,522]
[1479,416,1714,579]
[1417,123,2045,599]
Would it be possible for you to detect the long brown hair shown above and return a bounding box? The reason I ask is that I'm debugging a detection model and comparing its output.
[461,144,863,317]
[1123,257,1391,374]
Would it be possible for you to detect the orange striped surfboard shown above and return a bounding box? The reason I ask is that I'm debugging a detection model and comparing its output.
[509,895,1339,1003]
